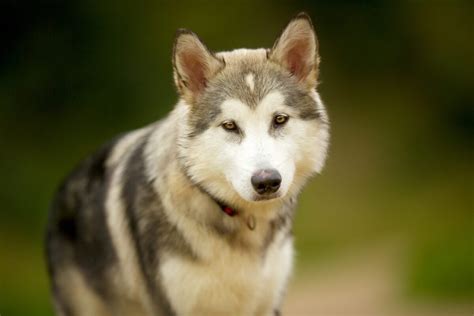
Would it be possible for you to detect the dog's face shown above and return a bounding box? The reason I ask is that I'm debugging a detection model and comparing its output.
[175,13,329,205]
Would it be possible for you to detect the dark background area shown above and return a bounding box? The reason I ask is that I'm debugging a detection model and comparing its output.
[0,1,472,315]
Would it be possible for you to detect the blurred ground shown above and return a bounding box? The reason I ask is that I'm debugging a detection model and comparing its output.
[284,240,473,316]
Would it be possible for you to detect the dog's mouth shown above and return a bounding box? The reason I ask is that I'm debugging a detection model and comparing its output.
[252,192,281,202]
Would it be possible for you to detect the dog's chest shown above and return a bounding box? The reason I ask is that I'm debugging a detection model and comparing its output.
[159,231,293,316]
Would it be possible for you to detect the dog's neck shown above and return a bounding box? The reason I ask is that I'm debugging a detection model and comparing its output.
[176,163,263,231]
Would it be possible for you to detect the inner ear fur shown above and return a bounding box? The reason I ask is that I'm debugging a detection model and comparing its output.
[173,29,224,104]
[270,12,320,88]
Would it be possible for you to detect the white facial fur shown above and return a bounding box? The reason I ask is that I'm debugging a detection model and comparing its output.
[180,89,328,206]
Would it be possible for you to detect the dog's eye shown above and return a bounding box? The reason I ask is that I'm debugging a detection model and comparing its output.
[273,114,289,126]
[222,120,238,132]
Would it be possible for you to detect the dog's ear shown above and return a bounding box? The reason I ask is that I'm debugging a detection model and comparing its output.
[270,12,319,89]
[173,29,224,104]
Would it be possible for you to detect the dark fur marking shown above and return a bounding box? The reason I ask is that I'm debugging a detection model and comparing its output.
[262,198,296,258]
[46,136,122,302]
[122,135,196,315]
[262,210,292,256]
[122,138,175,316]
[284,88,321,121]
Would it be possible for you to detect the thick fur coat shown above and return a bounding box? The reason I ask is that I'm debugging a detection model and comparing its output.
[46,13,329,316]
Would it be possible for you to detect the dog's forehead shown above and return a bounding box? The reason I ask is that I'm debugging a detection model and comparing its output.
[220,90,286,119]
[209,49,294,109]
[188,49,320,137]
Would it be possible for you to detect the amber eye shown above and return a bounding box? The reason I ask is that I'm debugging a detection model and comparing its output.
[273,114,289,126]
[222,120,238,132]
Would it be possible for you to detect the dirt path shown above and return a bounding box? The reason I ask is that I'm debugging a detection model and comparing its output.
[282,243,472,316]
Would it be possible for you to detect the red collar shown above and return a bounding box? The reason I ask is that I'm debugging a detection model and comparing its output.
[180,165,238,217]
[219,201,256,230]
[219,203,237,217]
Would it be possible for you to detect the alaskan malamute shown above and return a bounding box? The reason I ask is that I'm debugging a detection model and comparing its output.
[46,12,329,316]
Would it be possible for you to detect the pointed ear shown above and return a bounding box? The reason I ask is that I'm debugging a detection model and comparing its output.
[173,29,224,103]
[270,12,320,88]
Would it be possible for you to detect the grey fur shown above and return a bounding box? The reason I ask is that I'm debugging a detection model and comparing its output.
[46,99,297,315]
[46,12,328,316]
[46,137,121,301]
[120,135,191,316]
[188,56,322,137]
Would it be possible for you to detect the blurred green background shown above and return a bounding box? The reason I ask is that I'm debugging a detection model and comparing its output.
[0,1,472,315]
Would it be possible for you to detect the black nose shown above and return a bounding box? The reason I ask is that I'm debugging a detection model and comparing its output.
[251,169,282,195]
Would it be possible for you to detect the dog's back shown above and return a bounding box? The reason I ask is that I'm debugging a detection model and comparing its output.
[46,127,164,315]
[46,135,130,315]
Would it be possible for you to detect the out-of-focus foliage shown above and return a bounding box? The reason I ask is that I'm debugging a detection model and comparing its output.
[0,1,472,315]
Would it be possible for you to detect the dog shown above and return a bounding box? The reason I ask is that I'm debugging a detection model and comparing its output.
[46,12,329,316]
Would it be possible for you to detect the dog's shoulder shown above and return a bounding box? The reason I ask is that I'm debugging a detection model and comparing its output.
[49,134,122,231]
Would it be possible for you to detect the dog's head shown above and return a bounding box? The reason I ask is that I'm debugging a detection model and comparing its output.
[175,13,329,206]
